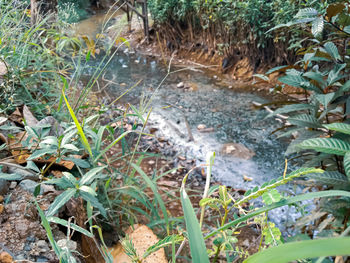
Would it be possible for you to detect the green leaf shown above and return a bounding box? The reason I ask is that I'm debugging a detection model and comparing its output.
[295,8,318,18]
[244,237,350,263]
[344,151,350,180]
[308,171,349,186]
[61,77,93,157]
[46,188,76,217]
[28,148,57,160]
[324,123,350,135]
[93,131,133,163]
[61,144,79,151]
[131,163,169,234]
[278,74,305,88]
[80,191,107,218]
[143,235,184,259]
[79,166,106,185]
[262,189,282,205]
[298,138,350,156]
[47,216,94,237]
[312,17,324,37]
[288,114,322,128]
[0,172,23,180]
[315,93,335,108]
[199,197,220,207]
[180,181,210,263]
[206,190,350,240]
[35,201,62,256]
[268,103,314,118]
[79,185,97,196]
[324,42,341,61]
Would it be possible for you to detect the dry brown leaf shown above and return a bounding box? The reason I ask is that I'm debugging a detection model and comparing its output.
[9,131,74,169]
[22,105,38,127]
[8,107,23,125]
[110,224,167,263]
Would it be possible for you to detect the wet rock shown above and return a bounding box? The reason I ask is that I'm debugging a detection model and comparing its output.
[57,239,77,251]
[9,182,17,189]
[7,166,38,181]
[243,175,253,182]
[197,124,206,130]
[19,180,42,195]
[36,256,49,262]
[37,240,49,251]
[221,143,255,160]
[176,82,184,88]
[0,179,9,195]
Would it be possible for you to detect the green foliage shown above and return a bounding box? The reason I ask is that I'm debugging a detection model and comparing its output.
[244,237,350,263]
[149,0,334,60]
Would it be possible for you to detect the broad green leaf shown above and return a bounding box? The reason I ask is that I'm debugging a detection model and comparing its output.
[288,114,321,128]
[298,138,350,156]
[46,188,76,217]
[295,8,318,18]
[278,74,305,88]
[244,237,350,263]
[62,172,77,186]
[79,166,106,185]
[303,71,326,88]
[0,172,23,180]
[61,144,79,151]
[315,93,335,108]
[40,136,58,146]
[312,17,324,37]
[47,216,94,237]
[180,182,210,263]
[80,191,107,218]
[79,185,97,196]
[267,104,314,117]
[324,123,350,135]
[344,151,350,180]
[63,157,90,168]
[61,77,93,157]
[308,171,349,186]
[27,148,57,160]
[324,42,341,61]
[262,189,282,205]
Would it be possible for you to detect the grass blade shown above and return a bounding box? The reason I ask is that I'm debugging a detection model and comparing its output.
[180,173,210,263]
[131,163,169,234]
[206,190,350,240]
[244,237,350,263]
[61,77,93,157]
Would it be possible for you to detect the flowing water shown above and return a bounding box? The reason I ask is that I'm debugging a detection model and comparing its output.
[77,13,301,228]
[86,51,288,189]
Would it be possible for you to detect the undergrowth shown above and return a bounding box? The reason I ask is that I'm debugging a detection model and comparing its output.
[0,1,350,263]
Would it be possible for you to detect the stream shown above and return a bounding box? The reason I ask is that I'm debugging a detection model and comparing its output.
[87,51,288,189]
[77,13,301,230]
